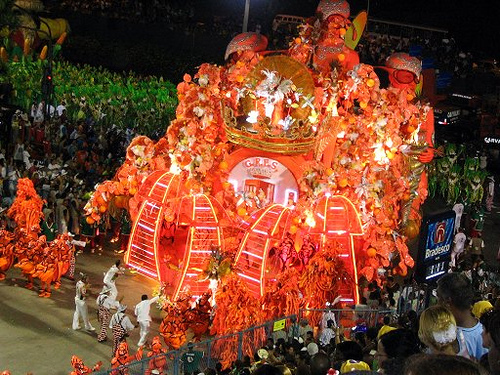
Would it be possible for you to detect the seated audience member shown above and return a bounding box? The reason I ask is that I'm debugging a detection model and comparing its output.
[437,273,488,360]
[404,353,487,375]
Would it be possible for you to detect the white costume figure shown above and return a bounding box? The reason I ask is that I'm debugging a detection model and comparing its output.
[452,203,464,234]
[103,260,124,300]
[208,271,219,307]
[134,294,159,347]
[72,274,95,331]
[451,229,467,269]
[320,295,341,331]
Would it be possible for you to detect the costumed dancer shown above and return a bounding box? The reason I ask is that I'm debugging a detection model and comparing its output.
[103,260,124,300]
[65,233,78,280]
[145,336,167,375]
[96,286,120,342]
[134,294,160,347]
[110,341,143,375]
[0,229,15,281]
[69,355,102,375]
[451,228,467,269]
[33,244,56,297]
[72,273,96,331]
[79,215,96,253]
[117,210,132,254]
[109,304,135,356]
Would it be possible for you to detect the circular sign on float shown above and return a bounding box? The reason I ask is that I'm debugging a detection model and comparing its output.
[227,156,299,206]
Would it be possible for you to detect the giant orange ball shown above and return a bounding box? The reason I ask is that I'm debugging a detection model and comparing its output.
[338,178,348,188]
[219,161,229,171]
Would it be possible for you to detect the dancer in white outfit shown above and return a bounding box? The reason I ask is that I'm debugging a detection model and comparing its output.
[72,273,95,331]
[134,294,159,347]
[103,260,124,300]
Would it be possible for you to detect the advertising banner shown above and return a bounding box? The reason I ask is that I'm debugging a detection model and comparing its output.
[416,210,455,283]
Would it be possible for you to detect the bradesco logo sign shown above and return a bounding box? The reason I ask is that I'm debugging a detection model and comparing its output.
[424,216,454,262]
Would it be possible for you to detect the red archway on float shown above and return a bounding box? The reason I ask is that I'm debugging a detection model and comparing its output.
[171,194,227,300]
[311,195,364,304]
[125,171,182,278]
[234,204,292,297]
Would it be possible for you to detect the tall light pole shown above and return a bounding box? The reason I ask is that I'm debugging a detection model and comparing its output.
[242,0,250,32]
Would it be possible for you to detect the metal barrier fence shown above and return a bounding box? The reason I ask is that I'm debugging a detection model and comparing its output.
[94,309,395,375]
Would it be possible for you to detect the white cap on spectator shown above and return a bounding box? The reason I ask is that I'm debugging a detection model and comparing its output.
[307,342,319,356]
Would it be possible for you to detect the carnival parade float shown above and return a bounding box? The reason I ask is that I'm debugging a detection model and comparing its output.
[84,0,435,359]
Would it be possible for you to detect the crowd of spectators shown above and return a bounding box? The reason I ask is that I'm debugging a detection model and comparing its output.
[0,101,132,239]
[174,271,499,375]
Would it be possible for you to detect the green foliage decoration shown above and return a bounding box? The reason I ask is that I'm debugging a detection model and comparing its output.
[0,57,178,135]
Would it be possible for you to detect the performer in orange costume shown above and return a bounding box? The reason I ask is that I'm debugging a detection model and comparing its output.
[69,355,102,375]
[110,341,143,375]
[145,336,168,375]
[0,229,15,281]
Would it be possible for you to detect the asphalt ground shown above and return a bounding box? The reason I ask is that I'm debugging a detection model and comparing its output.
[0,241,162,375]
[0,195,499,375]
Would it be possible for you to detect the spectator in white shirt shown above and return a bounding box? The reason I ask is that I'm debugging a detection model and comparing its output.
[134,294,160,347]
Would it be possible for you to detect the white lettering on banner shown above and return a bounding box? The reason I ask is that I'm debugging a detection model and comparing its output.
[484,137,500,144]
[425,244,450,259]
[247,167,273,178]
[243,158,279,170]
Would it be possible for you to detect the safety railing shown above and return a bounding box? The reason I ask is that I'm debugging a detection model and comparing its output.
[94,309,395,374]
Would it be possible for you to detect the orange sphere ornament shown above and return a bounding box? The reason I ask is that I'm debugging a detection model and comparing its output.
[366,78,375,87]
[359,101,368,109]
[237,207,247,217]
[219,161,229,171]
[86,217,95,225]
[129,188,137,195]
[325,168,334,177]
[366,247,377,258]
[396,266,408,277]
[289,225,298,234]
[99,205,107,213]
[338,178,348,188]
[403,220,420,240]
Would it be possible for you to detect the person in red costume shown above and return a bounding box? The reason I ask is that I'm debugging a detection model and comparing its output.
[69,355,102,375]
[110,341,143,375]
[314,0,360,74]
[145,336,168,375]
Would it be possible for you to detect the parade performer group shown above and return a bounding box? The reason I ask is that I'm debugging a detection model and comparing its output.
[1,178,76,297]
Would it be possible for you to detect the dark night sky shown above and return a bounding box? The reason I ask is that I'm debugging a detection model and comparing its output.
[212,0,500,58]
